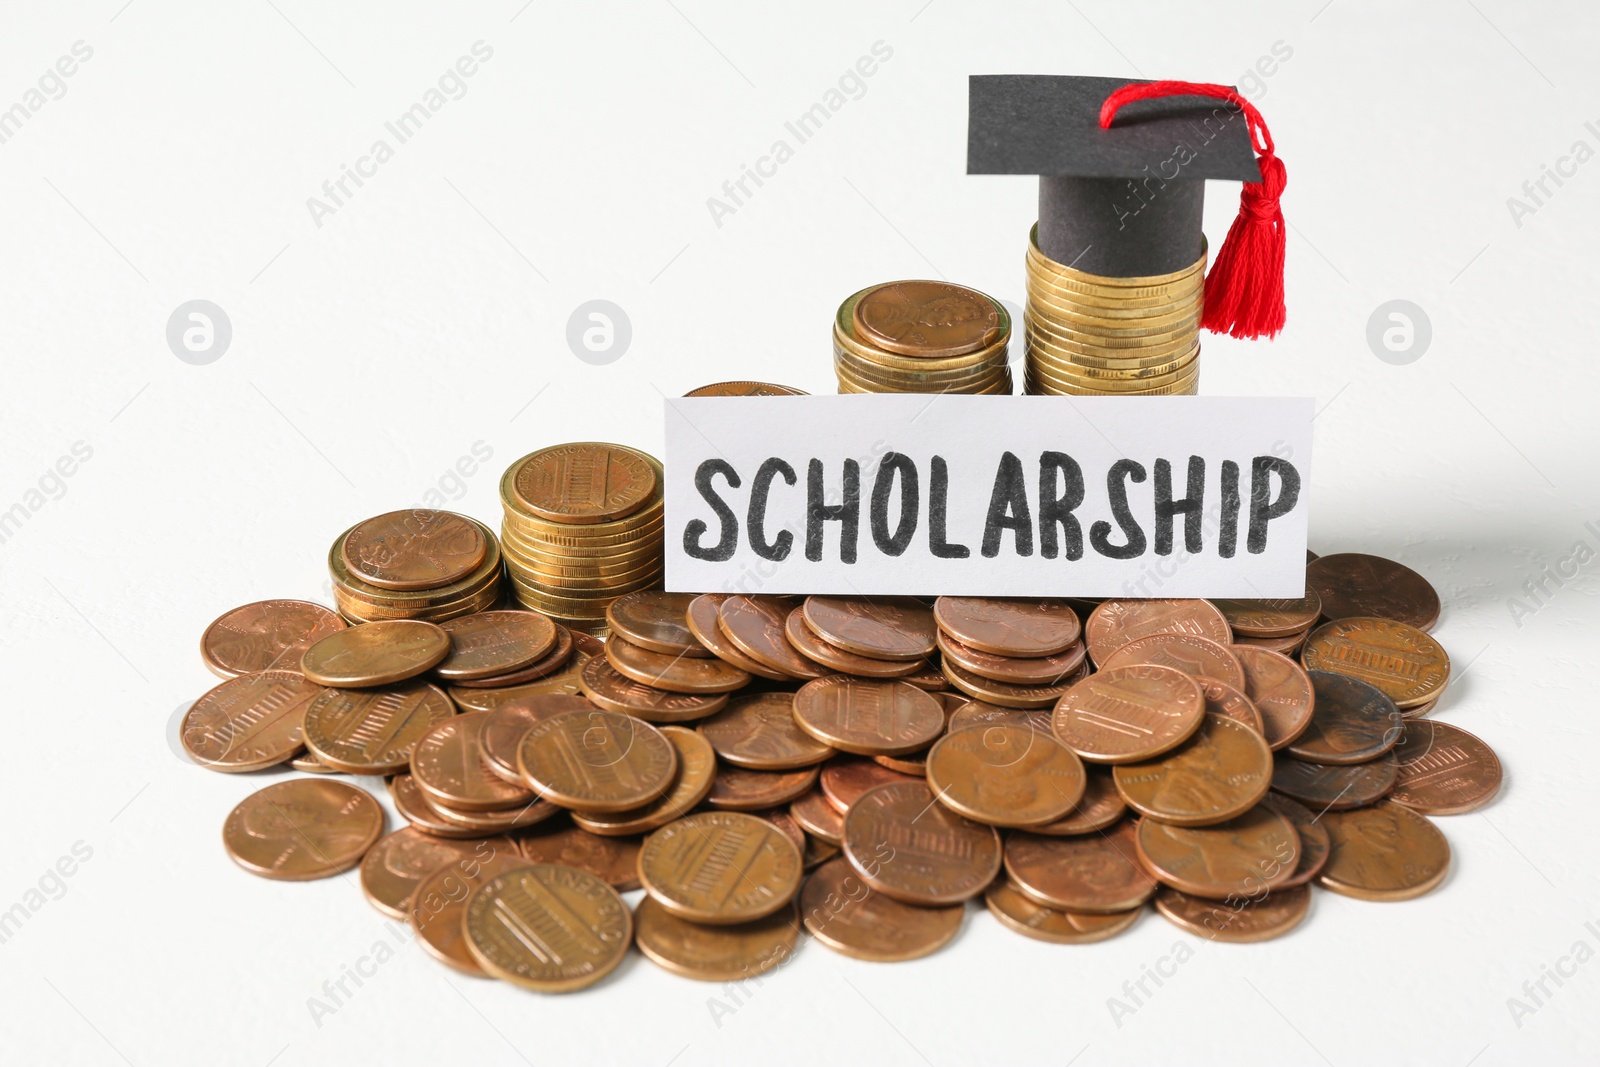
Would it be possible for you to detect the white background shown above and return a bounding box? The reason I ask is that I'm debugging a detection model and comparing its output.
[2,1,1596,1064]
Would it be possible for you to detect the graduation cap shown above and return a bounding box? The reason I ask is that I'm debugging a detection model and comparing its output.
[968,75,1286,339]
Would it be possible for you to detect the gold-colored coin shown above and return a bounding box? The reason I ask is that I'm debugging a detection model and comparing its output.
[683,381,807,397]
[463,864,633,992]
[223,779,383,881]
[637,811,803,925]
[633,897,800,982]
[516,707,678,813]
[504,442,658,525]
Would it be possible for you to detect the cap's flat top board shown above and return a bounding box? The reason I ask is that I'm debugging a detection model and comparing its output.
[967,74,1262,182]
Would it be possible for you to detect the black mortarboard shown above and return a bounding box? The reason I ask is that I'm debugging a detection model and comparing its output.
[967,74,1287,339]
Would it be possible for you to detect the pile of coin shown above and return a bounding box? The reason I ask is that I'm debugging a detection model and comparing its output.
[329,510,503,623]
[498,443,664,636]
[1023,225,1203,396]
[188,524,1501,991]
[834,281,1012,395]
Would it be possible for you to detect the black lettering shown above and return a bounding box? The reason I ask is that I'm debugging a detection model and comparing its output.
[928,455,970,559]
[1218,459,1241,558]
[1153,455,1205,555]
[1247,457,1301,554]
[806,459,860,563]
[747,458,796,561]
[1089,459,1147,559]
[869,452,918,557]
[1038,451,1084,560]
[981,451,1033,557]
[683,459,740,562]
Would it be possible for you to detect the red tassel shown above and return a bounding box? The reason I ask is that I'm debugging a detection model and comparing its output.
[1099,81,1286,340]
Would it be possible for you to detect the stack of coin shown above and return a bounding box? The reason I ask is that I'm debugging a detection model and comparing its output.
[683,381,807,397]
[498,443,664,636]
[195,534,1499,988]
[1023,225,1203,396]
[834,281,1012,395]
[329,509,502,623]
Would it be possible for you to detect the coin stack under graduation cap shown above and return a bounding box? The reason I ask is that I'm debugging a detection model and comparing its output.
[498,443,665,636]
[834,280,1012,395]
[328,509,503,623]
[1023,226,1203,397]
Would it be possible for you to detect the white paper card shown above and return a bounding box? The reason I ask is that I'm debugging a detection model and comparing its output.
[663,394,1312,598]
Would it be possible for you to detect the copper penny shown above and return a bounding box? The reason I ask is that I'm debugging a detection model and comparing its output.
[517,707,676,813]
[706,765,820,811]
[900,664,950,691]
[1096,633,1245,690]
[462,864,633,992]
[570,630,607,658]
[698,691,834,770]
[685,594,789,681]
[790,788,846,845]
[223,778,383,881]
[1233,645,1317,750]
[359,829,512,919]
[719,595,827,679]
[434,610,557,681]
[872,751,929,776]
[1234,629,1311,656]
[792,677,945,756]
[1301,617,1450,709]
[947,701,1051,734]
[935,630,1086,686]
[683,380,807,397]
[289,751,338,774]
[926,723,1086,828]
[200,600,345,678]
[1085,598,1231,666]
[785,607,925,679]
[514,822,642,891]
[985,881,1142,944]
[852,280,1003,358]
[1026,769,1127,836]
[761,810,808,857]
[301,682,455,775]
[413,712,538,812]
[1388,720,1503,815]
[1307,552,1441,630]
[606,591,709,657]
[802,596,937,659]
[1401,694,1440,720]
[425,792,556,834]
[634,896,799,981]
[638,811,803,924]
[933,597,1081,656]
[1270,752,1399,810]
[1197,677,1264,735]
[448,655,589,710]
[1318,801,1451,900]
[300,619,450,687]
[605,634,751,693]
[819,758,919,814]
[182,669,322,772]
[801,856,964,962]
[1135,806,1301,901]
[411,848,531,974]
[449,624,575,688]
[1153,884,1310,943]
[340,510,488,591]
[842,780,1002,905]
[1256,793,1331,889]
[1004,820,1158,913]
[480,693,598,783]
[508,442,657,524]
[1212,591,1323,639]
[1113,713,1272,826]
[1051,664,1205,764]
[1286,671,1403,766]
[572,726,717,835]
[390,773,490,840]
[579,655,729,722]
[942,656,1085,709]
